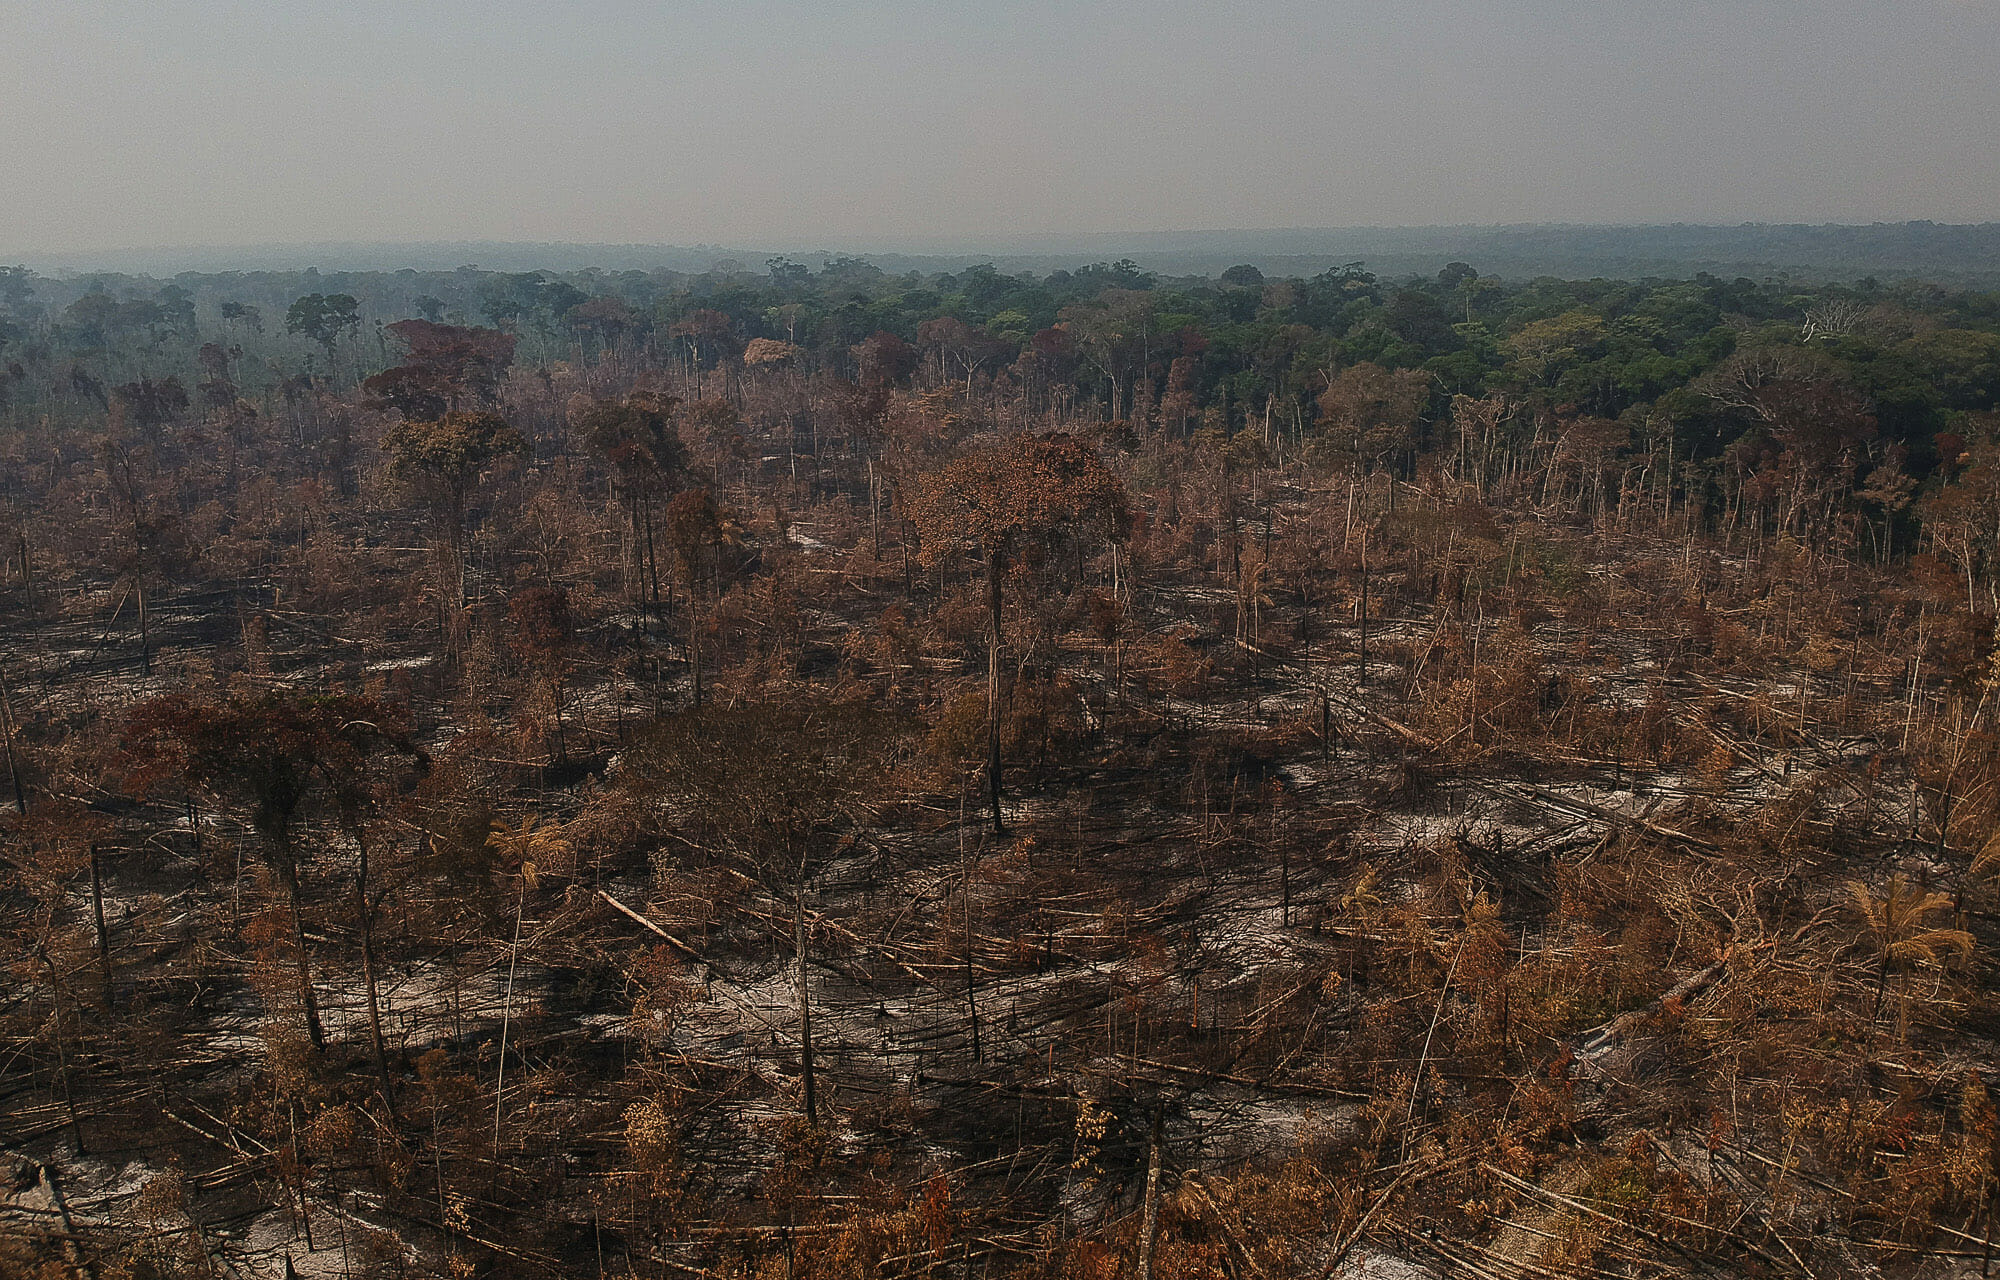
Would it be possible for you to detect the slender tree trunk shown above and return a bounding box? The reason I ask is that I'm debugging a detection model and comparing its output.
[1135,1107,1164,1280]
[492,873,528,1150]
[625,495,643,607]
[1226,462,1241,586]
[354,826,394,1111]
[1320,690,1332,765]
[38,956,85,1154]
[286,1101,316,1252]
[964,849,982,1064]
[985,546,1006,835]
[642,496,664,621]
[136,576,150,677]
[689,604,703,710]
[795,888,818,1127]
[549,671,567,764]
[89,846,113,1008]
[450,488,470,617]
[1358,532,1370,688]
[868,461,881,559]
[1280,839,1290,928]
[272,840,327,1051]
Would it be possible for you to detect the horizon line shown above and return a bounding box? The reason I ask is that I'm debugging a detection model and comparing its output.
[10,218,2000,269]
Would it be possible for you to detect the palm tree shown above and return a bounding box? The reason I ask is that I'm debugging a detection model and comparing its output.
[1848,876,1974,1039]
[485,814,568,1147]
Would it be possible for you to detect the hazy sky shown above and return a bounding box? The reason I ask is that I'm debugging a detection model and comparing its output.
[4,0,1998,255]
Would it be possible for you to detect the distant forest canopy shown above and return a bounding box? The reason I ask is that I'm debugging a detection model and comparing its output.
[17,220,2000,283]
[4,243,2000,599]
[6,249,2000,509]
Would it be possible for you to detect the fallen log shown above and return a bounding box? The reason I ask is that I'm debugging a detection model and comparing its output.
[597,890,707,963]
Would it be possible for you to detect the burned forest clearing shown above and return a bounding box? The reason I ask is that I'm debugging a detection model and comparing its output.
[3,261,2000,1280]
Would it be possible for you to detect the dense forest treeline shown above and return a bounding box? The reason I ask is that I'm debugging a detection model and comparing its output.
[6,250,2000,1278]
[6,252,2000,564]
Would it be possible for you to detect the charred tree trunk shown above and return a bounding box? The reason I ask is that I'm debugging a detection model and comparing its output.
[550,671,567,764]
[1358,533,1370,688]
[136,576,151,677]
[795,888,818,1127]
[354,825,393,1110]
[493,868,531,1150]
[89,846,113,1009]
[963,853,982,1064]
[985,544,1006,835]
[689,604,704,710]
[1136,1107,1164,1280]
[269,835,327,1052]
[642,494,664,621]
[37,953,85,1155]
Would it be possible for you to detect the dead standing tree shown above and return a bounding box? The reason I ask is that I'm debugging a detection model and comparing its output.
[381,410,528,656]
[910,432,1129,833]
[484,812,568,1148]
[620,702,908,1127]
[97,439,177,678]
[120,692,420,1053]
[362,319,517,424]
[662,487,743,710]
[506,584,579,766]
[576,394,690,626]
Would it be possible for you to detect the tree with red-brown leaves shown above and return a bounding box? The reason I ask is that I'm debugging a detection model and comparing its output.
[663,488,743,708]
[910,432,1128,831]
[110,377,189,445]
[382,409,529,646]
[853,330,918,389]
[830,379,892,456]
[1922,430,2000,609]
[362,319,517,421]
[1702,346,1879,547]
[576,394,691,615]
[508,584,579,764]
